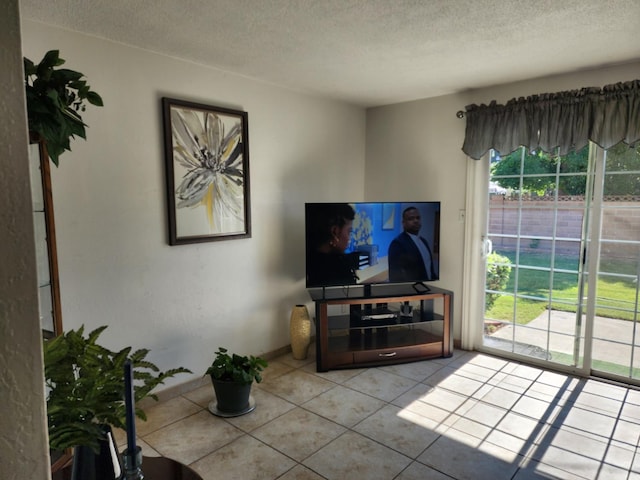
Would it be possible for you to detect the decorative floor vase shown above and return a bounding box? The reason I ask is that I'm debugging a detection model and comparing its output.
[290,304,311,360]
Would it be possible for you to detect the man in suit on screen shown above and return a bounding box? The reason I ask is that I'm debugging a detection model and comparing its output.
[388,206,437,283]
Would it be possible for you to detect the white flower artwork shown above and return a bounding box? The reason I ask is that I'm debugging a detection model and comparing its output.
[162,98,251,244]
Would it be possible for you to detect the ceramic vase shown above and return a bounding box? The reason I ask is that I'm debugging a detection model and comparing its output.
[290,304,311,360]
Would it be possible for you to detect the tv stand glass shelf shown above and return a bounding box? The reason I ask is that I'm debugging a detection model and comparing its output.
[309,284,453,372]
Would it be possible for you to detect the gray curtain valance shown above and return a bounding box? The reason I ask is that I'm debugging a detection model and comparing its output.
[462,79,640,160]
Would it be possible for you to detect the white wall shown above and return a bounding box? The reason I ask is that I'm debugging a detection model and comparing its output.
[366,61,640,341]
[21,20,366,387]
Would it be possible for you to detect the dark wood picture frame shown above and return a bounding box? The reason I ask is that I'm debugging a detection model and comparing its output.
[162,97,251,245]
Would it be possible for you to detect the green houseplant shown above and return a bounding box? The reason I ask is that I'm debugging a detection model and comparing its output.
[24,49,103,166]
[44,325,191,453]
[205,347,267,416]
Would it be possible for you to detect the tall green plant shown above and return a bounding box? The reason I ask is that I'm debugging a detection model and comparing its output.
[24,50,103,166]
[44,325,191,452]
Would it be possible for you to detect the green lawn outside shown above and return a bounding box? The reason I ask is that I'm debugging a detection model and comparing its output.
[486,251,639,324]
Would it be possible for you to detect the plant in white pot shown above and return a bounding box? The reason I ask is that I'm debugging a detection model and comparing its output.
[205,347,268,417]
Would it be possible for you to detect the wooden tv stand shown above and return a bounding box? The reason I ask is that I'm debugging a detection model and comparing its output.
[309,284,453,372]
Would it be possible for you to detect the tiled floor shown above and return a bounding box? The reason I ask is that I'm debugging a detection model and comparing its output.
[118,349,640,479]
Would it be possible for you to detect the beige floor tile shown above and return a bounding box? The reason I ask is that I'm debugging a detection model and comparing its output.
[509,364,545,382]
[396,461,453,480]
[451,361,501,383]
[527,444,607,480]
[485,427,538,458]
[223,387,297,432]
[190,434,296,480]
[465,352,511,372]
[259,359,295,382]
[354,404,441,458]
[394,383,467,415]
[252,407,346,461]
[259,369,336,405]
[511,394,563,424]
[457,400,507,428]
[535,370,581,391]
[136,396,202,436]
[275,351,316,369]
[513,457,586,480]
[302,362,366,383]
[302,384,385,427]
[276,464,325,480]
[447,417,493,443]
[611,418,640,445]
[559,405,618,437]
[427,371,485,397]
[303,431,411,480]
[378,359,445,381]
[419,430,521,480]
[143,410,244,465]
[569,391,623,417]
[621,401,640,423]
[479,385,524,410]
[346,368,417,402]
[496,411,548,445]
[183,384,214,409]
[431,351,474,369]
[496,372,537,395]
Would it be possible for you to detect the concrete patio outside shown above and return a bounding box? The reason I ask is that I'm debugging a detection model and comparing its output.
[487,309,640,371]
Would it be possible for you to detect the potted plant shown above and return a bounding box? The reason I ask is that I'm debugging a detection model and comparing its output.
[24,49,103,166]
[44,325,191,473]
[205,347,268,416]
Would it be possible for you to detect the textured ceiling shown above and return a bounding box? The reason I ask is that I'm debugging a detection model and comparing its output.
[20,0,640,107]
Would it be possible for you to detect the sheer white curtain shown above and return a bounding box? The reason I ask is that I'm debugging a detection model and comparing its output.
[460,157,490,349]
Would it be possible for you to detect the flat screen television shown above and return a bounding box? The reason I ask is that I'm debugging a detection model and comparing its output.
[305,201,440,289]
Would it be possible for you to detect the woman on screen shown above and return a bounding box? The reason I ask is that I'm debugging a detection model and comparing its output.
[306,203,359,287]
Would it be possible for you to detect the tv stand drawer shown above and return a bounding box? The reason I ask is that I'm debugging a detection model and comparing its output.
[353,344,434,364]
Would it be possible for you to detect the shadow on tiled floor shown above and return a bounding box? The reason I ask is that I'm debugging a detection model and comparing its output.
[116,349,640,480]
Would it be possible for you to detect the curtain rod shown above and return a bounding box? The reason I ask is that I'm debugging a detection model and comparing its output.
[455,80,639,120]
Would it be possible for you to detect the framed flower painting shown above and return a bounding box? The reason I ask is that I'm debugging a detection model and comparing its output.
[162,98,251,245]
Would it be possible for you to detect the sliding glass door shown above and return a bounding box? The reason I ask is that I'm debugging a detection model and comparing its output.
[589,144,640,379]
[481,143,640,384]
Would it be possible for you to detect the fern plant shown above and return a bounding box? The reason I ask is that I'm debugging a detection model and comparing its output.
[43,325,191,452]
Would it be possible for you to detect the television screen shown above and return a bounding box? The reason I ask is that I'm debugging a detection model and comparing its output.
[305,202,440,288]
